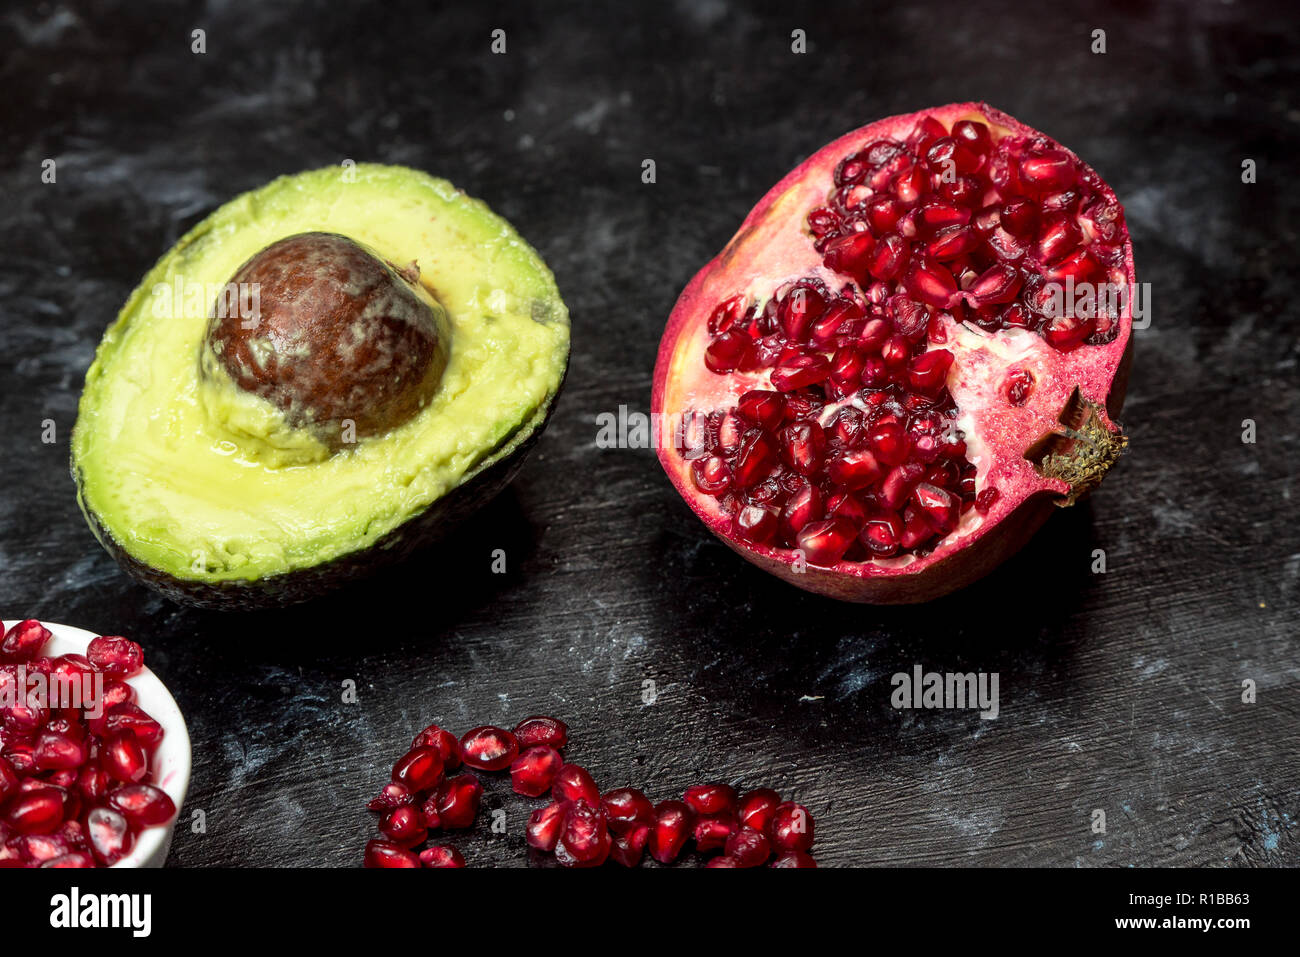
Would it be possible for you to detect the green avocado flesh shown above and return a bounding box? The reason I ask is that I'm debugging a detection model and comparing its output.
[73,164,569,586]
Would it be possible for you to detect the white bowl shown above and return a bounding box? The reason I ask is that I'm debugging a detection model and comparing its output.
[2,619,192,868]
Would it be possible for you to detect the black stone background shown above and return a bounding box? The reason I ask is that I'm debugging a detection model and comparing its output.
[0,0,1296,867]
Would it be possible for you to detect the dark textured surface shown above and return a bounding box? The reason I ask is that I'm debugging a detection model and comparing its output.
[1,0,1296,867]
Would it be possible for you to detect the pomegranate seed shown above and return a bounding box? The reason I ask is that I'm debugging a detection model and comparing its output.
[771,851,818,868]
[768,802,815,853]
[526,801,569,852]
[821,232,875,280]
[512,715,568,753]
[867,421,909,466]
[1037,212,1081,263]
[683,782,738,817]
[693,814,738,852]
[77,765,110,803]
[551,763,599,805]
[827,491,869,529]
[779,485,823,543]
[1003,368,1035,405]
[903,258,957,307]
[777,421,824,477]
[433,774,482,829]
[459,726,518,772]
[0,757,17,801]
[411,724,462,769]
[865,196,901,234]
[975,487,1001,514]
[704,330,752,373]
[602,787,656,833]
[806,206,840,237]
[911,483,959,535]
[364,839,419,868]
[952,119,991,155]
[86,806,133,865]
[969,263,1023,305]
[826,448,883,490]
[1019,147,1076,194]
[86,636,143,676]
[736,789,782,832]
[6,787,64,835]
[102,731,148,783]
[691,455,732,494]
[554,799,610,868]
[103,703,164,749]
[420,845,466,868]
[108,784,176,826]
[796,517,856,566]
[737,390,785,430]
[510,745,563,797]
[888,297,929,343]
[706,856,741,867]
[999,198,1039,238]
[724,825,772,867]
[380,804,427,846]
[861,512,903,557]
[367,781,414,811]
[1042,313,1094,350]
[769,354,830,392]
[866,233,907,280]
[392,745,445,791]
[715,409,748,453]
[707,294,747,336]
[915,199,971,233]
[907,349,954,395]
[649,800,695,865]
[33,730,85,770]
[734,505,778,546]
[731,429,778,489]
[609,824,650,867]
[926,224,978,261]
[1,620,51,661]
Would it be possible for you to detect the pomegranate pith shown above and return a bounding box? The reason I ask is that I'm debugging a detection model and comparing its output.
[653,103,1133,602]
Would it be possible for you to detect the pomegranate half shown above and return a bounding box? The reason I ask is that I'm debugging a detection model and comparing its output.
[652,103,1133,602]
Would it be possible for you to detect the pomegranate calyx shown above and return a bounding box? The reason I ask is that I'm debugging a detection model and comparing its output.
[1027,390,1128,505]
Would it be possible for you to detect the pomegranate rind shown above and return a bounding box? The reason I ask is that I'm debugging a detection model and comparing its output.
[652,102,1134,603]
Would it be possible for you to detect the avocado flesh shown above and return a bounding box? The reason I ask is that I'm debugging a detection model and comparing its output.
[72,164,569,589]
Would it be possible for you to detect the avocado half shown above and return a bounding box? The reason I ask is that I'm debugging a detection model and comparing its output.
[72,164,570,609]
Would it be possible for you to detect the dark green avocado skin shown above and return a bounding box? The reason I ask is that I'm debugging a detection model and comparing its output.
[72,374,564,610]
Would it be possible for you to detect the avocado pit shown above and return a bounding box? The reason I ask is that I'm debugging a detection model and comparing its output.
[202,231,449,442]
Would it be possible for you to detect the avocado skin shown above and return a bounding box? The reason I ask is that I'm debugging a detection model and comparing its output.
[72,370,564,610]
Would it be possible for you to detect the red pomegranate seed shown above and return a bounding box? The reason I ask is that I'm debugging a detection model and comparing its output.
[706,856,741,867]
[364,839,419,868]
[551,763,599,805]
[734,505,778,546]
[601,787,656,833]
[866,233,907,280]
[769,353,830,392]
[0,757,17,801]
[419,845,466,868]
[724,825,772,867]
[1036,212,1081,263]
[609,824,650,867]
[510,745,563,797]
[821,232,875,280]
[5,787,64,835]
[77,765,110,803]
[391,745,445,791]
[433,774,482,829]
[975,487,1001,514]
[1019,147,1076,195]
[367,781,413,811]
[777,421,824,477]
[796,517,856,566]
[411,724,462,769]
[911,483,959,535]
[926,224,978,261]
[768,802,815,853]
[86,636,143,676]
[736,789,782,832]
[525,800,569,852]
[903,258,957,307]
[649,800,695,865]
[691,455,732,494]
[107,783,177,826]
[999,198,1039,238]
[779,485,823,543]
[458,726,518,772]
[861,512,903,557]
[33,730,86,770]
[102,731,148,784]
[704,330,752,373]
[867,421,909,466]
[379,804,427,847]
[1,620,51,661]
[907,349,954,395]
[731,429,778,489]
[103,703,164,749]
[554,799,610,868]
[737,390,785,430]
[1003,368,1035,405]
[771,851,818,868]
[693,814,738,853]
[86,806,133,865]
[826,448,883,490]
[683,782,738,817]
[969,263,1023,305]
[707,294,748,336]
[952,119,991,155]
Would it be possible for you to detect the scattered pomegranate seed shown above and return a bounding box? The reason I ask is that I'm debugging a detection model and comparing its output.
[649,800,695,864]
[551,763,600,805]
[364,839,419,868]
[391,746,445,792]
[510,745,563,797]
[512,715,568,751]
[458,726,519,772]
[419,845,466,868]
[769,802,815,853]
[86,636,144,676]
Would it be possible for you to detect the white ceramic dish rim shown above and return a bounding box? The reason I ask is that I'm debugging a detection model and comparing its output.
[2,619,192,868]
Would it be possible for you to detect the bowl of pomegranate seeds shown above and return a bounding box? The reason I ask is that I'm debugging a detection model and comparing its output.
[0,619,191,868]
